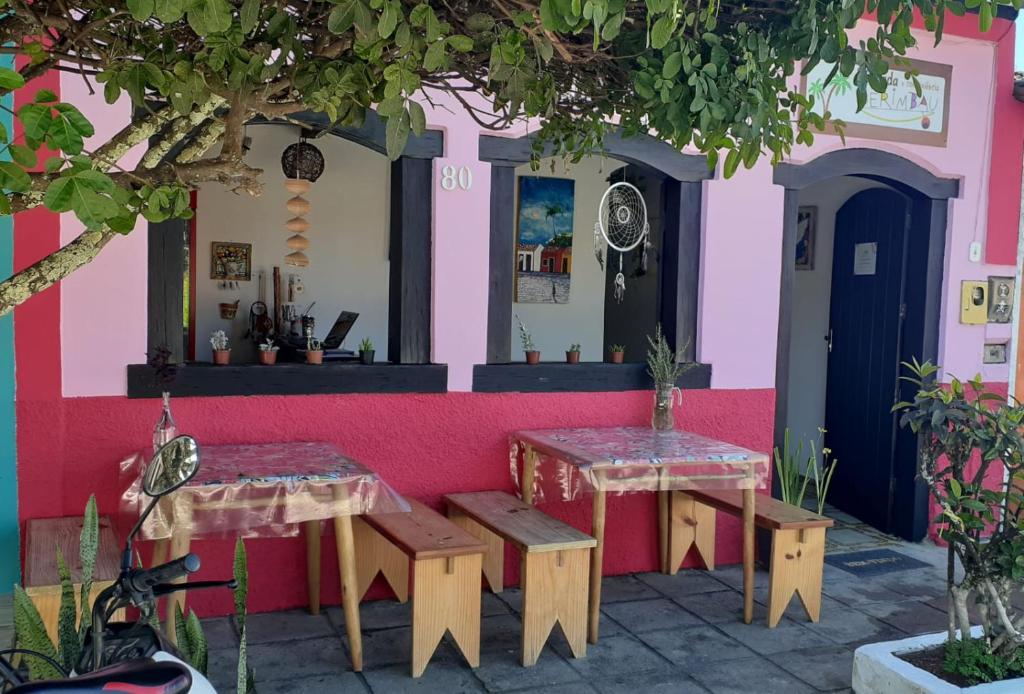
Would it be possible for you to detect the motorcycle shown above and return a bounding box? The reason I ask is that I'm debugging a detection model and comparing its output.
[0,435,235,693]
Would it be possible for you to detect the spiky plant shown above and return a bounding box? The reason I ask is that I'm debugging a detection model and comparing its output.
[645,325,694,389]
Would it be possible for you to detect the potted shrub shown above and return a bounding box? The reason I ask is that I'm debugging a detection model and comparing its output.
[515,313,540,365]
[608,344,625,364]
[566,343,581,364]
[852,360,1024,693]
[306,337,323,365]
[258,338,279,365]
[358,337,375,365]
[210,330,230,365]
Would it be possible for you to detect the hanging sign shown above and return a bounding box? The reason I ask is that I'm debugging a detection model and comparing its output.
[853,242,878,276]
[802,58,952,147]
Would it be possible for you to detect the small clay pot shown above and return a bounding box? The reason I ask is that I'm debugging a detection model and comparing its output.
[306,350,324,365]
[566,350,580,364]
[609,351,625,364]
[213,349,231,365]
[259,350,277,365]
[359,350,375,365]
[525,350,540,365]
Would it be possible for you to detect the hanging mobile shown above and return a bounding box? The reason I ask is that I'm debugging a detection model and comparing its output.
[594,181,650,303]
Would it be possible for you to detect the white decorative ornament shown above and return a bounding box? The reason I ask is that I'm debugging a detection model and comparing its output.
[595,181,649,303]
[440,164,473,191]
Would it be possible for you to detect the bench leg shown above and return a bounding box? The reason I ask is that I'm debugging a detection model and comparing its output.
[411,554,483,678]
[447,509,505,593]
[521,548,589,666]
[767,527,826,628]
[304,520,321,615]
[666,492,716,574]
[351,516,409,603]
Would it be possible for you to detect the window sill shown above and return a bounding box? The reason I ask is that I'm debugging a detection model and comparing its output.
[126,362,448,398]
[472,362,711,393]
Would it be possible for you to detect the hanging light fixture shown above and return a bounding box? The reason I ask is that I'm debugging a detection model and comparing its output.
[281,132,324,267]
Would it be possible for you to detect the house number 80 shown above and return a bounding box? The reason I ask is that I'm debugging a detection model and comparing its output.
[440,165,473,191]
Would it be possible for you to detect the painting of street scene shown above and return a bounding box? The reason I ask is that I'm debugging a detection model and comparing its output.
[515,176,575,303]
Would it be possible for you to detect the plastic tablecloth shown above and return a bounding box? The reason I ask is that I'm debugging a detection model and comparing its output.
[510,427,770,503]
[120,441,408,540]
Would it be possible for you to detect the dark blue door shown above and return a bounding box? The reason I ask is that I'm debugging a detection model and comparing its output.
[824,188,910,533]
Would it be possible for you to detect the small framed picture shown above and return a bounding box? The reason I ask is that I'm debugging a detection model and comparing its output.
[210,242,252,281]
[796,206,817,271]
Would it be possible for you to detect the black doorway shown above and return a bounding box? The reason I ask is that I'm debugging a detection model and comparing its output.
[773,149,960,542]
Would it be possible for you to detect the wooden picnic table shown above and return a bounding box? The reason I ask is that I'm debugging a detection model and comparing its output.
[120,441,408,672]
[510,427,770,642]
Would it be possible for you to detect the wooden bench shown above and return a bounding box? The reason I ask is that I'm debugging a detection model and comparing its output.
[352,498,486,678]
[445,491,597,666]
[24,516,122,643]
[671,490,834,628]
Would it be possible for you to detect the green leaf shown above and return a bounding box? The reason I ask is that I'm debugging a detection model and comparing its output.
[155,0,187,23]
[127,0,155,21]
[13,586,61,680]
[723,148,740,178]
[48,104,95,155]
[328,0,358,34]
[0,161,31,192]
[378,1,400,39]
[34,89,58,104]
[0,67,25,91]
[55,549,80,672]
[9,144,36,168]
[650,16,676,50]
[446,35,474,52]
[237,626,249,694]
[423,41,446,71]
[78,495,98,633]
[188,0,233,35]
[174,604,192,664]
[18,104,51,141]
[185,611,208,675]
[240,0,260,34]
[385,110,410,160]
[408,100,426,136]
[233,537,249,634]
[662,52,682,79]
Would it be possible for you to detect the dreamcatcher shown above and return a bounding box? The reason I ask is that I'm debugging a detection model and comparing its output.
[594,181,650,303]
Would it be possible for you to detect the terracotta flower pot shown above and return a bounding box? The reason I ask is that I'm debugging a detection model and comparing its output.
[259,350,277,365]
[566,351,580,364]
[609,351,625,364]
[525,350,541,365]
[359,350,375,365]
[306,350,324,365]
[213,349,231,365]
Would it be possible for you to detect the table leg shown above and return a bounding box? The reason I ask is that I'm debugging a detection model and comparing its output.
[165,493,193,645]
[587,488,606,644]
[304,520,321,616]
[742,487,755,625]
[333,510,363,671]
[657,491,669,574]
[521,444,537,505]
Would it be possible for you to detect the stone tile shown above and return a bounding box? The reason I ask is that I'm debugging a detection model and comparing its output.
[525,684,600,694]
[271,672,369,693]
[493,588,523,614]
[482,592,513,617]
[200,617,238,649]
[328,600,411,632]
[821,578,910,606]
[592,668,709,693]
[877,569,949,601]
[363,656,484,693]
[671,590,747,624]
[474,615,582,692]
[767,644,855,691]
[857,600,949,636]
[245,609,334,644]
[698,565,770,592]
[635,570,732,598]
[687,656,817,694]
[601,598,703,633]
[752,589,847,624]
[827,528,884,546]
[206,647,240,692]
[716,619,833,656]
[347,626,460,670]
[599,575,662,603]
[803,607,906,646]
[555,634,668,680]
[637,625,755,669]
[248,636,349,682]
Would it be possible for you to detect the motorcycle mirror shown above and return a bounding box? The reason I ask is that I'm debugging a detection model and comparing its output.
[143,435,200,498]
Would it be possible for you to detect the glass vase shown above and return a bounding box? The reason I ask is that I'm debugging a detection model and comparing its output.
[152,391,178,452]
[652,385,681,431]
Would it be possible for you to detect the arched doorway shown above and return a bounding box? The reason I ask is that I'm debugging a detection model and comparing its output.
[773,149,960,541]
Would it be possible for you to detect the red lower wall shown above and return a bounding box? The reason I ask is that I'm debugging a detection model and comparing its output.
[17,388,775,616]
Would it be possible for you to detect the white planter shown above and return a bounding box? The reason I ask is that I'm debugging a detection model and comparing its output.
[853,627,1024,693]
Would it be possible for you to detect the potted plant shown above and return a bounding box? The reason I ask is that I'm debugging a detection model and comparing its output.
[258,338,279,365]
[358,337,375,365]
[515,313,540,365]
[608,344,625,364]
[306,337,323,365]
[210,330,230,365]
[852,359,1024,693]
[566,343,581,364]
[646,326,697,431]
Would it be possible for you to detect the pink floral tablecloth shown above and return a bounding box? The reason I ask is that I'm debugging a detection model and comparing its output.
[121,442,408,540]
[511,427,770,503]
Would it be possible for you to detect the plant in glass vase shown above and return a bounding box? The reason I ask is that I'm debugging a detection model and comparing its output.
[646,325,694,431]
[147,346,178,452]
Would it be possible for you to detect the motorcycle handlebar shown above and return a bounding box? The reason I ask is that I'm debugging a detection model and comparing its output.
[129,554,201,593]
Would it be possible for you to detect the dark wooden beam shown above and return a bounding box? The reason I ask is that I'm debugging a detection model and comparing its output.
[389,156,433,364]
[487,165,516,364]
[659,180,702,362]
[774,149,959,200]
[771,189,800,495]
[147,218,187,362]
[473,362,711,393]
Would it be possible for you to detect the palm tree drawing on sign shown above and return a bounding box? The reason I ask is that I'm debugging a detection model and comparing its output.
[808,73,852,115]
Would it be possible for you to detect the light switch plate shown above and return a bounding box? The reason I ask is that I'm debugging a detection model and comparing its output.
[969,241,982,263]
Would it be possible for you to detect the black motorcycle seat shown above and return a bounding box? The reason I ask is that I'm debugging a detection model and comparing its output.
[11,658,192,693]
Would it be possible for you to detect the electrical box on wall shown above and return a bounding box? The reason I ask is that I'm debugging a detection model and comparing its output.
[960,281,988,324]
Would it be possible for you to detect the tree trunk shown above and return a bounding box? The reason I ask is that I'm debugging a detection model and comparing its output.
[0,229,115,316]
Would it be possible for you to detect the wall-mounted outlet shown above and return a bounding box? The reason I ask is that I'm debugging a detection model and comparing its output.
[969,241,982,263]
[960,281,988,324]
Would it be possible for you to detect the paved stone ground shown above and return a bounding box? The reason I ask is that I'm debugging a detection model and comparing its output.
[196,535,951,694]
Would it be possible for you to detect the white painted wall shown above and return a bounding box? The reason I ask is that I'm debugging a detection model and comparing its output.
[510,155,623,362]
[195,126,390,363]
[786,177,888,450]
